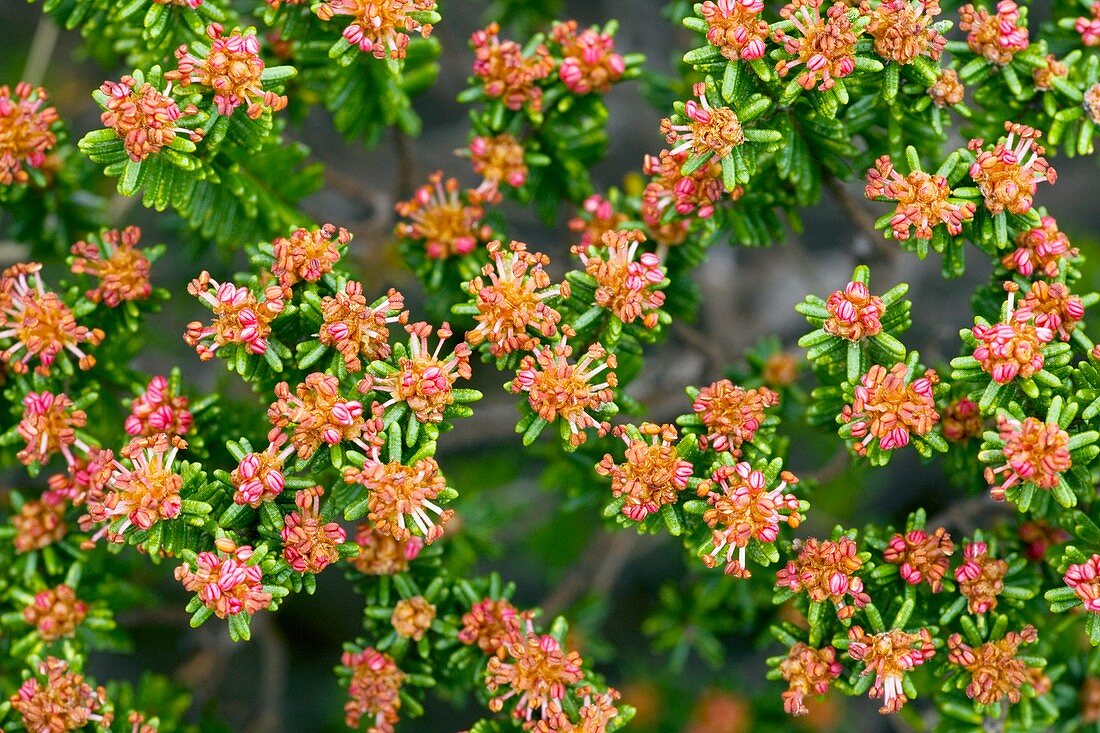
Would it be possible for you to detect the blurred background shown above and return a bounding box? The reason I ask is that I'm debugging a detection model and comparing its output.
[1,0,1099,730]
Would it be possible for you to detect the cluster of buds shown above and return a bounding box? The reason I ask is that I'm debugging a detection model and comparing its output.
[391,596,436,640]
[883,526,954,592]
[574,229,666,328]
[512,337,617,447]
[319,283,406,373]
[0,82,58,185]
[1014,281,1085,342]
[125,375,193,437]
[1077,2,1100,46]
[281,486,347,574]
[395,172,492,259]
[689,380,778,456]
[366,321,472,423]
[777,643,843,716]
[823,280,885,341]
[471,22,554,112]
[967,123,1056,216]
[955,541,1008,614]
[166,24,287,119]
[350,525,423,575]
[315,0,436,59]
[840,363,939,455]
[597,423,694,522]
[175,543,272,618]
[642,150,728,228]
[928,69,965,108]
[69,225,154,306]
[268,373,383,459]
[970,283,1053,384]
[941,397,983,443]
[847,626,935,713]
[699,0,769,62]
[10,496,68,553]
[44,447,112,507]
[773,0,860,91]
[184,272,285,360]
[983,414,1071,501]
[11,657,112,731]
[343,453,454,543]
[569,194,628,251]
[17,391,90,467]
[959,1,1029,65]
[1017,519,1067,561]
[661,82,744,160]
[486,633,585,724]
[698,462,801,577]
[865,155,976,240]
[862,0,946,65]
[22,584,88,641]
[341,648,404,732]
[270,223,351,289]
[1002,216,1077,278]
[776,536,871,618]
[551,20,625,95]
[1033,54,1069,91]
[459,597,532,659]
[231,434,293,507]
[1,262,104,375]
[468,133,528,202]
[947,626,1041,705]
[464,240,566,358]
[1065,555,1100,613]
[98,76,201,162]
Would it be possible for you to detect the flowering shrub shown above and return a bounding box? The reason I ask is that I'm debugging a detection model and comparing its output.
[1,0,1100,731]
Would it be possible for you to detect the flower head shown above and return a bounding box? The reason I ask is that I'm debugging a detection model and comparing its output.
[941,397,982,442]
[391,596,435,640]
[700,0,769,61]
[465,240,565,357]
[512,337,618,447]
[271,223,351,289]
[1017,519,1067,561]
[167,24,287,118]
[847,626,935,713]
[269,373,383,459]
[928,69,965,107]
[824,280,885,340]
[967,122,1056,216]
[597,423,694,522]
[459,598,532,659]
[351,524,422,574]
[1014,281,1084,342]
[551,20,625,95]
[865,155,975,240]
[487,633,585,722]
[23,584,88,641]
[773,0,860,91]
[661,82,744,159]
[98,76,201,162]
[341,648,403,733]
[320,284,406,373]
[955,541,1007,614]
[281,486,347,573]
[46,448,114,507]
[642,149,730,227]
[959,1,1028,65]
[1,263,104,375]
[841,364,939,455]
[863,0,946,64]
[0,82,58,185]
[778,643,843,716]
[947,625,1039,705]
[11,497,67,553]
[984,414,1070,501]
[17,391,88,467]
[231,434,293,507]
[1003,216,1077,278]
[125,375,193,437]
[698,463,801,577]
[70,226,153,306]
[1086,84,1100,125]
[1032,54,1068,91]
[471,22,554,112]
[776,536,871,618]
[175,544,271,618]
[1065,555,1100,613]
[395,172,492,259]
[315,0,436,58]
[691,380,779,455]
[971,285,1053,384]
[85,434,187,541]
[569,195,629,251]
[366,321,472,423]
[11,657,111,732]
[184,271,285,360]
[469,133,528,202]
[343,454,453,543]
[883,527,954,592]
[1078,3,1100,47]
[575,229,666,327]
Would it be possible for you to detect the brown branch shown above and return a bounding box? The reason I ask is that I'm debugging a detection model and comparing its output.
[540,531,652,618]
[824,174,895,262]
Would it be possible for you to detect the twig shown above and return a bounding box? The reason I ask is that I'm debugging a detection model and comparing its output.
[540,531,650,618]
[22,14,59,87]
[672,321,730,372]
[824,174,895,262]
[928,493,1012,535]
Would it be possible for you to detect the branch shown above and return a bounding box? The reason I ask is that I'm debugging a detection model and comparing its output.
[824,174,895,262]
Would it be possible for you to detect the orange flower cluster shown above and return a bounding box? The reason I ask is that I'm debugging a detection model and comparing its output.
[597,423,694,522]
[773,0,860,91]
[971,285,1053,384]
[575,229,666,327]
[823,280,885,341]
[928,69,965,107]
[469,133,528,201]
[778,643,843,716]
[281,486,347,573]
[459,597,533,659]
[0,82,58,185]
[1003,216,1077,278]
[1033,54,1068,91]
[865,155,975,240]
[17,391,89,467]
[1015,281,1085,342]
[941,397,982,443]
[847,626,935,713]
[231,434,292,507]
[351,524,423,575]
[320,284,406,372]
[471,22,554,112]
[883,527,954,592]
[175,544,272,618]
[23,584,88,641]
[342,648,404,733]
[552,20,625,95]
[85,434,186,542]
[367,321,472,423]
[947,625,1040,705]
[391,596,436,640]
[967,122,1056,216]
[70,225,153,306]
[98,77,201,162]
[954,541,1007,614]
[343,454,453,543]
[315,0,436,59]
[125,375,193,437]
[269,373,383,459]
[661,83,744,160]
[11,657,112,732]
[271,223,351,289]
[959,0,1029,65]
[691,380,778,456]
[185,272,285,360]
[863,0,945,65]
[841,364,939,455]
[984,414,1070,501]
[642,150,729,229]
[487,633,585,723]
[700,0,769,62]
[569,195,629,250]
[11,497,67,553]
[396,172,492,259]
[775,536,871,618]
